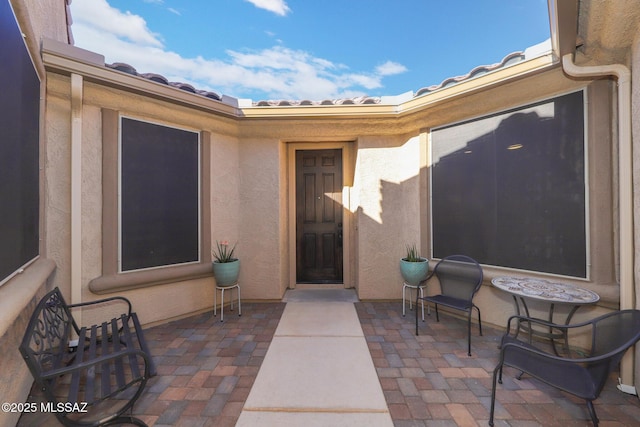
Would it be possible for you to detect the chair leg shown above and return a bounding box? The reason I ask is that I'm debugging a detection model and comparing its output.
[467,310,472,356]
[475,304,483,336]
[434,304,439,322]
[586,400,599,427]
[489,364,502,427]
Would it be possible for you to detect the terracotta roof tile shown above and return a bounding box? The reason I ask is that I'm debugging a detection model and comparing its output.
[104,62,222,101]
[251,96,381,107]
[98,41,546,107]
[140,73,169,85]
[414,51,525,97]
[65,0,74,45]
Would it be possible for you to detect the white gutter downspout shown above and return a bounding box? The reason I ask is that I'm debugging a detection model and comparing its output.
[561,54,636,394]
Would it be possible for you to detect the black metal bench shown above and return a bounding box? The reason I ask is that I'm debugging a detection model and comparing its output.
[19,287,156,427]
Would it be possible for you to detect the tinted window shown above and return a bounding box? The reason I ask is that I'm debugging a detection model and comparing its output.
[120,117,200,271]
[431,91,586,277]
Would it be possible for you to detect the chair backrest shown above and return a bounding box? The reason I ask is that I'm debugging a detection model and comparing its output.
[433,255,483,301]
[590,309,640,357]
[19,287,74,378]
[585,309,640,395]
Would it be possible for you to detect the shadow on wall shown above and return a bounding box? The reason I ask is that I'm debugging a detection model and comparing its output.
[355,175,421,299]
[431,92,587,278]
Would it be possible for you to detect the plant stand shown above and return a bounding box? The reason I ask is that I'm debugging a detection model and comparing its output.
[214,281,241,322]
[402,281,426,320]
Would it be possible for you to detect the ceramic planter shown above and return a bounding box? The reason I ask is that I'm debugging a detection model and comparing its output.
[399,258,429,285]
[212,259,240,286]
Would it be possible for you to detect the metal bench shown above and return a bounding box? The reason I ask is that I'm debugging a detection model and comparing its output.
[19,287,156,427]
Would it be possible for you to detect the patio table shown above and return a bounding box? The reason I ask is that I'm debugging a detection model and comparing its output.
[491,276,599,354]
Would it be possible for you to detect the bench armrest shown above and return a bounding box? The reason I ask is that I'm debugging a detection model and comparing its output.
[39,348,151,380]
[68,296,133,317]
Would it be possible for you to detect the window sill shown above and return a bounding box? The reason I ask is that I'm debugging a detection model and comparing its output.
[88,262,213,294]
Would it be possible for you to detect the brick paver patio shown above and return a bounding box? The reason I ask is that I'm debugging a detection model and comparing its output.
[18,300,640,426]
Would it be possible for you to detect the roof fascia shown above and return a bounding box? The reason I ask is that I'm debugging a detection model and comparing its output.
[41,38,241,118]
[41,38,555,121]
[398,54,555,115]
[240,53,555,119]
[548,0,579,58]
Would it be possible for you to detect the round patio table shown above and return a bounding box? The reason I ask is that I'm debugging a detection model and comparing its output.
[491,276,599,354]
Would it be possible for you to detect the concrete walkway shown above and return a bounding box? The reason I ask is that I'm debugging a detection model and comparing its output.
[236,289,393,426]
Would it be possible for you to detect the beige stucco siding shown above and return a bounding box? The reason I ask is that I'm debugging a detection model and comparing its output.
[237,137,286,300]
[45,74,73,297]
[34,60,622,333]
[353,134,422,300]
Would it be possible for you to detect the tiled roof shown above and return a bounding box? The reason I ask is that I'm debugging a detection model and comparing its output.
[252,50,528,106]
[254,96,381,107]
[105,63,222,101]
[100,43,544,107]
[103,61,380,106]
[414,51,525,97]
[65,0,74,45]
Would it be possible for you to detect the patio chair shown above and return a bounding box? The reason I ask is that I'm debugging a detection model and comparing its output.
[415,255,483,356]
[489,309,640,427]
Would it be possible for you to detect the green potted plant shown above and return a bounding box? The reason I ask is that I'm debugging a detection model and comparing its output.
[399,244,429,285]
[212,240,240,286]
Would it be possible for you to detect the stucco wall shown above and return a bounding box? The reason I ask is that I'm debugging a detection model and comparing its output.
[70,79,241,325]
[47,65,618,330]
[45,73,73,297]
[13,0,69,45]
[238,138,287,300]
[42,65,287,326]
[354,134,422,300]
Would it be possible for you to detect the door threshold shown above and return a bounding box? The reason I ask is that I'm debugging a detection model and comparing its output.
[284,287,359,303]
[295,283,345,290]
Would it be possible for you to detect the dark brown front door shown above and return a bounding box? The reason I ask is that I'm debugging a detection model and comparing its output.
[296,149,343,283]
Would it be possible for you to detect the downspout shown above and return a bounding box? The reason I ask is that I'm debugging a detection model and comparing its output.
[561,54,635,393]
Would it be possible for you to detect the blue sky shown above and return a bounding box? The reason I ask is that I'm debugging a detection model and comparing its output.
[70,0,550,101]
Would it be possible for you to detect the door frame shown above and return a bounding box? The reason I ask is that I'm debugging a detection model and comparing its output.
[287,142,354,289]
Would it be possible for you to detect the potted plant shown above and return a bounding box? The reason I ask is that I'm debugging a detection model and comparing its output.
[399,244,429,285]
[212,240,240,286]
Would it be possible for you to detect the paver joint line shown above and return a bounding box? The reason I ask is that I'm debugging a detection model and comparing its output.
[242,407,391,414]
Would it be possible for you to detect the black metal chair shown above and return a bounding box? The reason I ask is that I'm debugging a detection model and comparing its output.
[415,255,483,356]
[489,309,640,427]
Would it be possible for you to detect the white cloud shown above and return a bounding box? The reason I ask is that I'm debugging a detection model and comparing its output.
[70,0,406,101]
[376,61,408,76]
[245,0,291,16]
[72,0,163,48]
